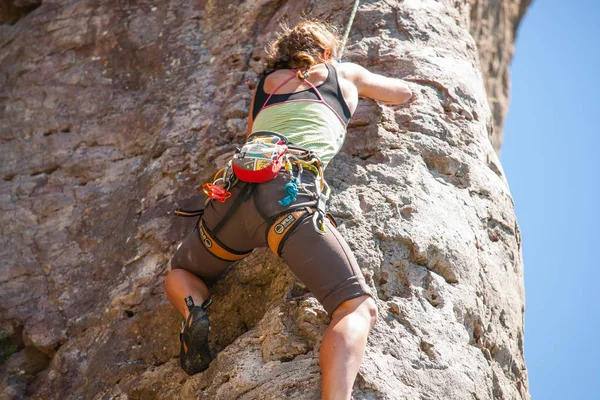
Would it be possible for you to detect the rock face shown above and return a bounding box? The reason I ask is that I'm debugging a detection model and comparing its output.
[466,0,531,151]
[0,0,530,399]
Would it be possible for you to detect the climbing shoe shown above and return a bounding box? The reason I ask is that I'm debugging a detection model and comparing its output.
[180,296,213,375]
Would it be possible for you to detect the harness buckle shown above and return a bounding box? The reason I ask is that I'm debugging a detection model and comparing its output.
[312,211,326,235]
[312,193,329,234]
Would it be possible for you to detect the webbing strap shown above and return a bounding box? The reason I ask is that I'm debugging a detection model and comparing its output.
[267,208,312,256]
[261,72,298,112]
[198,219,252,262]
[175,208,204,217]
[211,183,254,237]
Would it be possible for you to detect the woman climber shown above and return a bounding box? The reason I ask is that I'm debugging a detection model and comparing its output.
[165,20,412,399]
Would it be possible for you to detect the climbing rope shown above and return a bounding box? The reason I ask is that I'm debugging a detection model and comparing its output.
[338,0,360,59]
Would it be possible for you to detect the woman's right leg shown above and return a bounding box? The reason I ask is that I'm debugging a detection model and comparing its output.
[278,217,376,399]
[319,295,378,400]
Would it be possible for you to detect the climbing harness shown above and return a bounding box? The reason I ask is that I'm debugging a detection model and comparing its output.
[338,0,361,59]
[267,207,314,255]
[175,182,256,262]
[174,140,333,260]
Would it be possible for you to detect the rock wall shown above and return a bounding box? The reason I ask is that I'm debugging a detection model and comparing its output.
[0,0,530,399]
[467,0,531,151]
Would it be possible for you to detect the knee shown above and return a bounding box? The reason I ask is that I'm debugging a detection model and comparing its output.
[164,268,185,288]
[361,297,378,329]
[332,295,378,329]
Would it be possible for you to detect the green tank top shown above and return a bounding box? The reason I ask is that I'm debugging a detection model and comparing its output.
[251,67,350,169]
[251,101,346,168]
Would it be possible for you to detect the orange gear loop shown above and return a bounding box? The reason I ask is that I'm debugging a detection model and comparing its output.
[202,183,231,203]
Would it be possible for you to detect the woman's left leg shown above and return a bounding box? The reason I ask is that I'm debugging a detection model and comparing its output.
[165,268,210,318]
[167,223,236,375]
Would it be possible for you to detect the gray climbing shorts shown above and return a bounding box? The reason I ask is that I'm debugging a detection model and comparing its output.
[170,171,372,315]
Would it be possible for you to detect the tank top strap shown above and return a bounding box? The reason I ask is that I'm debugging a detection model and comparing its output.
[322,63,352,122]
[321,64,338,93]
[253,76,269,119]
[261,72,298,111]
[253,71,300,118]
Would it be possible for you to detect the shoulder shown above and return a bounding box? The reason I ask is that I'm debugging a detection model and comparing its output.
[331,62,369,83]
[263,69,290,92]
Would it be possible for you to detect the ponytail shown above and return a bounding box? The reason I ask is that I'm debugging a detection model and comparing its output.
[263,20,341,77]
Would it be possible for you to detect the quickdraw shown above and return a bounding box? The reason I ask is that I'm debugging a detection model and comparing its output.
[278,147,331,235]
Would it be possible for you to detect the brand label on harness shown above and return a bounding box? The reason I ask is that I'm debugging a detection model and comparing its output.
[185,296,194,308]
[274,214,296,234]
[200,227,212,248]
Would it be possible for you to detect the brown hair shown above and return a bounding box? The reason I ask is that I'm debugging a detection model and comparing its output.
[263,20,341,78]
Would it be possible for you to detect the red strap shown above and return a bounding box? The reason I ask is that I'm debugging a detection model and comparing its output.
[261,72,299,113]
[301,77,325,102]
[301,73,343,123]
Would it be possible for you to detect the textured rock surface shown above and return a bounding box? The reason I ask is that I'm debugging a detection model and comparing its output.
[466,0,531,151]
[0,0,530,399]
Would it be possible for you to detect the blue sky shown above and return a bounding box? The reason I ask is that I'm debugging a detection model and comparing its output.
[501,0,600,398]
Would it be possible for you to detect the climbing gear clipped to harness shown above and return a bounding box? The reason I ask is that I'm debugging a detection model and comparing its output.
[202,164,236,202]
[202,183,231,203]
[174,183,256,263]
[312,193,329,236]
[232,131,289,183]
[180,296,213,375]
[275,146,332,235]
[279,177,299,206]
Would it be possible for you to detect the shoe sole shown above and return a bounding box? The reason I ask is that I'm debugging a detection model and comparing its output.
[180,307,212,375]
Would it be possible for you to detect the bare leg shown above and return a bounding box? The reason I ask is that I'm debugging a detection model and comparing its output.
[319,295,378,400]
[165,268,210,318]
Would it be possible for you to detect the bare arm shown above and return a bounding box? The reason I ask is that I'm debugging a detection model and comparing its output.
[343,62,412,105]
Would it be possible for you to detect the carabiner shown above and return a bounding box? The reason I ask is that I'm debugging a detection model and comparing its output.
[312,211,326,235]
